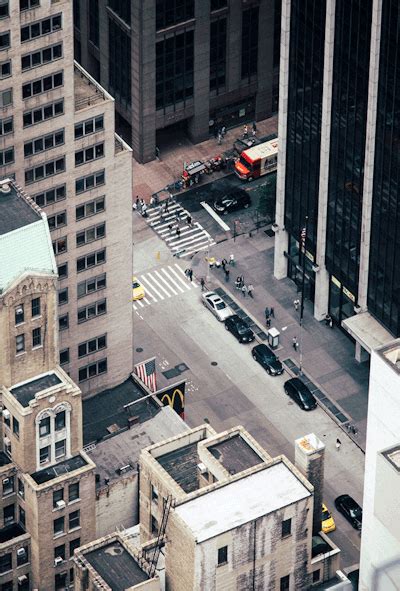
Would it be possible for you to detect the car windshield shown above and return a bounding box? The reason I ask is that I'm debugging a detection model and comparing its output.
[239,156,252,170]
[299,391,314,402]
[237,325,250,334]
[132,281,140,289]
[349,507,362,518]
[261,351,275,361]
[215,302,226,310]
[322,508,330,520]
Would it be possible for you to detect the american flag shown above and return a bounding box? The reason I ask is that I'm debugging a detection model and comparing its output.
[134,357,157,392]
[300,226,307,251]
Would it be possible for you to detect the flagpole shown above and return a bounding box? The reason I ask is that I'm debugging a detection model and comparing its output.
[299,216,308,375]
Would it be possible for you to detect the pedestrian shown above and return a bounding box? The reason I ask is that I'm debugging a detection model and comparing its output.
[265,306,270,320]
[235,276,241,290]
[248,284,254,298]
[176,226,181,239]
[241,284,247,298]
[217,132,222,145]
[243,124,248,138]
[229,253,235,266]
[221,125,226,137]
[200,278,205,291]
[141,202,148,218]
[188,269,193,282]
[168,223,173,233]
[155,146,160,160]
[293,298,300,311]
[186,214,192,227]
[164,200,169,214]
[239,275,244,287]
[221,258,227,271]
[224,268,230,282]
[336,438,342,451]
[150,195,156,208]
[184,269,189,277]
[213,126,218,139]
[252,121,257,135]
[292,336,299,351]
[266,317,271,328]
[134,196,140,210]
[215,260,221,269]
[270,307,275,318]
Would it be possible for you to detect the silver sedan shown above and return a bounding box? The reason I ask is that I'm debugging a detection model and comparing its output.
[201,291,234,321]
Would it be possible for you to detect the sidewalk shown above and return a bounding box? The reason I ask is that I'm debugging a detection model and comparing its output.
[132,115,278,202]
[191,231,370,451]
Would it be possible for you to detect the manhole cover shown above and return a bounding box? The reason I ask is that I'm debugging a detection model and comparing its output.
[211,361,218,366]
[136,347,143,352]
[175,363,189,373]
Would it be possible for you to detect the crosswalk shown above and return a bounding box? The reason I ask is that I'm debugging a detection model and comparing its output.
[145,202,215,258]
[132,264,199,310]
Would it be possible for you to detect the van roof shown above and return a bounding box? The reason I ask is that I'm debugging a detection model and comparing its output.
[242,138,278,160]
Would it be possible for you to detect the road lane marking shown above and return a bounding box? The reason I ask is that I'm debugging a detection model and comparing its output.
[200,201,230,231]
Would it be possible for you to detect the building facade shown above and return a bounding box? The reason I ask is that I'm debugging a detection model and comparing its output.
[274,0,400,358]
[75,0,280,163]
[0,0,133,396]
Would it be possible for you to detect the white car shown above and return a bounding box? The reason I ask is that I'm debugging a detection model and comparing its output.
[201,291,234,321]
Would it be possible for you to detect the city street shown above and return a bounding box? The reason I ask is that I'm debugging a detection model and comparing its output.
[133,213,364,569]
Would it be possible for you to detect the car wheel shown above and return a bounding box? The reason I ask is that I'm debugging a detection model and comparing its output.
[244,203,250,209]
[267,368,271,375]
[225,324,229,330]
[247,176,253,182]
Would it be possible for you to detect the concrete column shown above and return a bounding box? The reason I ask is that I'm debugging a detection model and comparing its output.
[255,0,274,120]
[295,434,325,536]
[187,0,210,143]
[355,342,370,363]
[357,0,383,310]
[314,0,336,321]
[273,0,290,280]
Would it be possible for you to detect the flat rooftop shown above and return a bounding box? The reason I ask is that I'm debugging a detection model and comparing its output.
[0,181,39,236]
[85,541,149,590]
[382,444,400,473]
[10,373,61,408]
[157,442,199,493]
[208,434,263,475]
[174,462,311,542]
[31,454,87,485]
[74,62,111,112]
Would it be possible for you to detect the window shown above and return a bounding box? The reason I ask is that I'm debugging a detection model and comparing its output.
[55,410,67,432]
[32,327,41,348]
[55,440,66,459]
[210,18,227,93]
[78,358,107,382]
[0,1,9,19]
[0,60,11,78]
[156,31,194,111]
[22,71,63,100]
[0,147,14,167]
[2,408,10,428]
[69,510,80,530]
[280,575,290,591]
[2,476,14,496]
[20,0,40,10]
[33,184,65,208]
[1,581,13,591]
[156,0,194,29]
[0,32,10,51]
[15,305,24,325]
[19,506,26,528]
[0,116,12,135]
[57,262,68,279]
[77,273,106,298]
[78,334,106,358]
[108,19,131,107]
[0,553,11,574]
[282,518,292,538]
[58,314,69,331]
[55,573,67,589]
[68,482,79,502]
[76,222,105,247]
[31,297,41,317]
[53,516,64,536]
[69,537,80,556]
[217,545,228,565]
[151,515,159,535]
[75,169,105,194]
[16,545,28,566]
[89,0,99,46]
[25,156,65,184]
[53,488,64,508]
[0,88,12,107]
[21,42,62,71]
[313,570,320,583]
[48,211,67,231]
[73,0,80,28]
[17,478,24,499]
[24,129,64,158]
[23,98,64,127]
[77,299,106,323]
[76,248,106,273]
[3,503,15,525]
[39,415,50,437]
[58,288,68,306]
[75,196,105,221]
[241,7,259,80]
[211,0,227,9]
[20,14,61,43]
[12,417,19,436]
[54,544,65,561]
[75,115,104,139]
[75,142,104,166]
[59,349,69,365]
[39,445,50,464]
[151,484,159,504]
[52,236,67,255]
[16,334,25,354]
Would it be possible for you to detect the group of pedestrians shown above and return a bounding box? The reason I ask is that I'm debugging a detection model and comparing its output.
[243,122,257,139]
[235,275,254,298]
[264,306,274,328]
[133,196,149,217]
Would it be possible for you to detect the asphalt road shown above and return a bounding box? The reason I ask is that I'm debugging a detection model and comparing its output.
[133,218,364,569]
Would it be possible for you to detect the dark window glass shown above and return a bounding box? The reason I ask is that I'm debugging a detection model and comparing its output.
[0,553,12,574]
[210,17,226,93]
[89,0,99,46]
[69,482,79,502]
[217,545,228,565]
[69,537,80,556]
[54,544,65,560]
[241,7,259,80]
[108,19,131,108]
[53,488,64,508]
[280,575,290,591]
[156,0,194,29]
[59,348,69,365]
[53,516,64,535]
[156,30,194,111]
[31,297,40,317]
[211,0,227,10]
[55,411,66,431]
[281,518,292,537]
[108,0,131,23]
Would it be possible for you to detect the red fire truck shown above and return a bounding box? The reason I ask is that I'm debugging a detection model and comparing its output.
[234,138,278,181]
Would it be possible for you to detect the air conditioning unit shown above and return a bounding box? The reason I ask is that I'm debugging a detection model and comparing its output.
[18,575,28,583]
[17,548,26,557]
[54,556,64,566]
[197,462,207,475]
[4,437,10,446]
[2,409,10,420]
[56,500,66,509]
[3,478,9,485]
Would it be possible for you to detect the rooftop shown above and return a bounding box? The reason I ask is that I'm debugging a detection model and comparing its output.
[31,454,88,485]
[85,541,149,590]
[10,373,61,408]
[382,444,400,473]
[157,442,200,493]
[0,523,26,544]
[207,434,263,475]
[0,180,40,236]
[379,340,400,373]
[174,461,311,542]
[74,62,112,112]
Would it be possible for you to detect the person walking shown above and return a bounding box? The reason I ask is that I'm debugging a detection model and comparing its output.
[264,306,270,320]
[247,284,254,298]
[293,298,300,311]
[175,226,181,239]
[150,195,156,208]
[266,317,271,328]
[200,278,205,291]
[252,121,257,136]
[292,336,299,351]
[188,269,193,282]
[141,202,148,218]
[270,307,275,318]
[221,258,227,271]
[229,253,235,266]
[221,125,226,137]
[217,132,222,145]
[224,268,230,282]
[336,438,342,451]
[243,124,248,138]
[186,214,193,227]
[241,284,247,298]
[235,276,241,290]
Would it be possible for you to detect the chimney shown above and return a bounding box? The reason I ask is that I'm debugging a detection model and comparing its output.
[295,433,325,535]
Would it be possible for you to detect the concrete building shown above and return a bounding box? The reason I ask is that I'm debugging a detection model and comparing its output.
[359,340,400,589]
[75,0,281,163]
[274,0,400,360]
[0,178,96,590]
[0,0,133,396]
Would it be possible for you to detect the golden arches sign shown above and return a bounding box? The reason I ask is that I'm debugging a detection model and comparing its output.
[160,388,184,408]
[157,382,185,417]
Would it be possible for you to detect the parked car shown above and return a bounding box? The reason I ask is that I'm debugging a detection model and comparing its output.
[252,344,283,376]
[132,276,145,301]
[213,189,251,215]
[334,494,362,530]
[201,291,234,321]
[224,314,255,343]
[283,378,317,411]
[321,503,336,534]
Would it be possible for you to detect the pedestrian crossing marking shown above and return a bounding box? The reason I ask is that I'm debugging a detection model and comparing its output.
[132,264,198,310]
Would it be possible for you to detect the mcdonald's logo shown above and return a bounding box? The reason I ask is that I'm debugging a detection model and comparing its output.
[157,382,185,417]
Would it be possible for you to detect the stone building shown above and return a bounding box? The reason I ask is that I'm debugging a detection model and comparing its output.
[0,0,133,396]
[75,0,281,163]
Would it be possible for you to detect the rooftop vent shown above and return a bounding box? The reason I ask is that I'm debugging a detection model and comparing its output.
[0,181,11,194]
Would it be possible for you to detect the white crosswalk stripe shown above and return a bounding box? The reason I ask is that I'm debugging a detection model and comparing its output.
[132,264,198,310]
[145,202,215,258]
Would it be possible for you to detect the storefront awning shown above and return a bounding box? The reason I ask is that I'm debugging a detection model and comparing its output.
[342,312,394,353]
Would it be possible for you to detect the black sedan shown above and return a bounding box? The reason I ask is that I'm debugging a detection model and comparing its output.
[334,494,363,530]
[283,378,317,411]
[213,189,251,215]
[252,344,283,376]
[224,314,255,343]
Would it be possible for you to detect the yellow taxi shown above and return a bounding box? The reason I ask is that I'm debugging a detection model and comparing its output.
[322,503,336,534]
[132,276,145,301]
